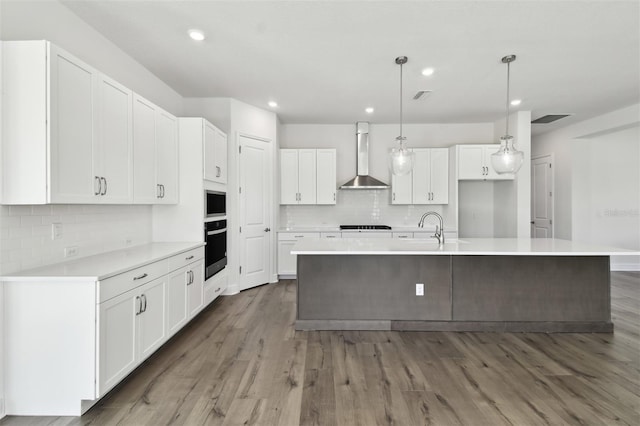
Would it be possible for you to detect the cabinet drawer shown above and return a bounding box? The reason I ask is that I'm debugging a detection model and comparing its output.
[99,260,168,303]
[168,247,204,272]
[278,232,318,241]
[393,232,413,239]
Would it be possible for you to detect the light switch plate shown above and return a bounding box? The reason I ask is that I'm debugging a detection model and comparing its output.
[416,283,424,296]
[51,223,63,240]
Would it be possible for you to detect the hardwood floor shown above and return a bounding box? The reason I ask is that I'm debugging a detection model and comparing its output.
[2,272,639,426]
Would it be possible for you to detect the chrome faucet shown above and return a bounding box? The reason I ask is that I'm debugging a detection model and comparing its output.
[418,211,445,244]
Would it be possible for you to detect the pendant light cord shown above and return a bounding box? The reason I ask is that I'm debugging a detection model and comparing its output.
[399,61,403,139]
[505,59,510,137]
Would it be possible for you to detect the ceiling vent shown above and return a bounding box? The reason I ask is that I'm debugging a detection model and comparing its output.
[531,114,572,124]
[413,90,432,101]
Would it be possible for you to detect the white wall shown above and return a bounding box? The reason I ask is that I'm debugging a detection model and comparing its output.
[533,103,640,270]
[279,122,494,230]
[183,97,279,293]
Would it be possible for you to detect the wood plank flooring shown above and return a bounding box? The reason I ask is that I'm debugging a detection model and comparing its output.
[2,272,639,426]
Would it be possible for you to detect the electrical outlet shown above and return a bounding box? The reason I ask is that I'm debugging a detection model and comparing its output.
[416,283,424,296]
[64,246,79,258]
[51,223,63,240]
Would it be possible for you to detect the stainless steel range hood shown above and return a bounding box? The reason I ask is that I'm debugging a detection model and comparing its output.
[340,122,389,190]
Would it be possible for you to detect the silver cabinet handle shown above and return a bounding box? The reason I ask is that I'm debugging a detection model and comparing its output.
[160,184,165,198]
[101,177,107,196]
[185,255,194,260]
[326,235,336,238]
[393,193,396,201]
[294,235,304,238]
[133,273,148,280]
[215,287,221,293]
[264,227,271,232]
[157,184,161,198]
[135,296,141,315]
[216,166,221,177]
[186,270,193,285]
[333,193,336,201]
[94,176,101,195]
[141,294,147,313]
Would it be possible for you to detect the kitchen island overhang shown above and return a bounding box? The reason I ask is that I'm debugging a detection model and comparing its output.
[291,238,639,332]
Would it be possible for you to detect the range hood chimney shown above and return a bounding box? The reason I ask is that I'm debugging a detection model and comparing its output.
[339,122,389,190]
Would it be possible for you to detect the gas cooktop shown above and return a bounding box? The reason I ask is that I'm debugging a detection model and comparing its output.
[339,225,392,230]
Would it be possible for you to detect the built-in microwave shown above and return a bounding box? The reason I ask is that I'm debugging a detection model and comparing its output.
[205,190,226,217]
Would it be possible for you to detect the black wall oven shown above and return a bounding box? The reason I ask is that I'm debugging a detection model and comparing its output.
[205,219,227,280]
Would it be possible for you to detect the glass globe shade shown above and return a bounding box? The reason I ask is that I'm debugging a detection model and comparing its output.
[389,144,415,176]
[491,135,524,174]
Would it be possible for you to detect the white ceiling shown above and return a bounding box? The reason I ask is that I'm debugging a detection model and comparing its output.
[59,1,639,134]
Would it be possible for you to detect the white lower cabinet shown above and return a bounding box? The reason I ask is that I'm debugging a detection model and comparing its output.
[278,232,318,276]
[204,268,228,305]
[98,276,167,396]
[2,244,213,416]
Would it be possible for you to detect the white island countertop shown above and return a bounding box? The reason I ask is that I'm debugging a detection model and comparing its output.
[291,237,639,256]
[1,242,204,281]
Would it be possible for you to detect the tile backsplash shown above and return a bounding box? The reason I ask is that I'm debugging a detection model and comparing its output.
[279,190,452,229]
[0,204,151,275]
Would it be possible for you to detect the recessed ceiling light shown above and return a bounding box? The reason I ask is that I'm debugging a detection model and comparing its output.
[421,67,435,76]
[268,101,278,108]
[365,107,374,114]
[188,29,205,41]
[510,99,522,106]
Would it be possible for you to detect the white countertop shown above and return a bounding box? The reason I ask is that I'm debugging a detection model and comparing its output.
[291,237,639,256]
[278,226,452,233]
[1,242,204,281]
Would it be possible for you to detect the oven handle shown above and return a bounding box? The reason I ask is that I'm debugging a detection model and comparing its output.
[207,228,227,236]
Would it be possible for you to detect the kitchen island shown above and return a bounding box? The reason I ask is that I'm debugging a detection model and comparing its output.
[291,238,638,332]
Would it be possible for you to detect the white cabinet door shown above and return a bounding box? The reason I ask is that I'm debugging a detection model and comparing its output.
[297,149,317,205]
[280,149,299,204]
[166,268,188,337]
[458,145,485,180]
[156,109,179,204]
[412,149,430,204]
[457,145,513,181]
[96,75,133,203]
[277,240,297,275]
[132,95,157,203]
[48,43,97,203]
[204,122,228,184]
[429,148,449,204]
[316,149,336,204]
[187,260,204,318]
[391,172,412,204]
[137,278,167,361]
[98,290,138,396]
[214,128,228,184]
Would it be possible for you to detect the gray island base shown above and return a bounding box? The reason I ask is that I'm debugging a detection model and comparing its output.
[296,254,613,333]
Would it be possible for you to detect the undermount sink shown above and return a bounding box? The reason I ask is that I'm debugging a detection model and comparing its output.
[409,238,469,244]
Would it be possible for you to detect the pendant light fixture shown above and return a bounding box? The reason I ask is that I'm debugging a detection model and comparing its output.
[491,54,524,175]
[389,56,415,176]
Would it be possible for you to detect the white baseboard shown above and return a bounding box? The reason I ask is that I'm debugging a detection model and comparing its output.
[611,263,640,272]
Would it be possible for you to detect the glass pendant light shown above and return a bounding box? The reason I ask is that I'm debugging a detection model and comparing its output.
[389,56,415,176]
[491,54,524,175]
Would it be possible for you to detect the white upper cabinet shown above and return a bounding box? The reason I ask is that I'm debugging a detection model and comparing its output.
[204,121,228,184]
[280,149,336,205]
[155,110,179,204]
[132,94,179,204]
[96,75,133,203]
[457,145,514,180]
[316,149,337,204]
[2,41,99,204]
[392,148,449,205]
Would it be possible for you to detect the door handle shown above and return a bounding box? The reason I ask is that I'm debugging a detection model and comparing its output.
[264,227,271,232]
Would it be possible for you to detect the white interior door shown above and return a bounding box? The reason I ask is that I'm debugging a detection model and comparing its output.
[239,135,271,290]
[531,155,554,237]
